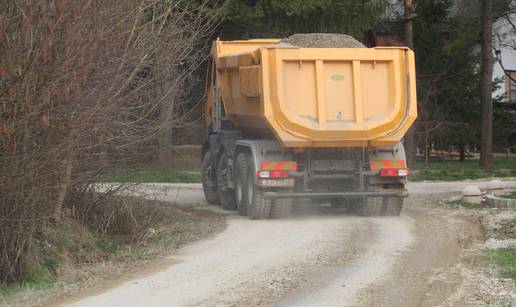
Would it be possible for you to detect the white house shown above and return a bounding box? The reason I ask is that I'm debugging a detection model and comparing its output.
[493,13,516,102]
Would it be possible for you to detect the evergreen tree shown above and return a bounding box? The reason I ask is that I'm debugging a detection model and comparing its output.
[412,0,482,160]
[221,0,388,38]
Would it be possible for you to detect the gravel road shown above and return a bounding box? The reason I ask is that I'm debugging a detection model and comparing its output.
[63,180,516,307]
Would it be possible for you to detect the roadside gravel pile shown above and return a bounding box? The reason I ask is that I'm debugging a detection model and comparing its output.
[456,265,515,307]
[472,210,516,306]
[280,33,366,48]
[482,210,516,240]
[481,237,516,249]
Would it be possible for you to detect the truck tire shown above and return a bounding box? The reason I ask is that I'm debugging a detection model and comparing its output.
[354,196,383,216]
[216,151,237,210]
[333,198,368,214]
[202,152,219,204]
[355,187,405,216]
[381,197,404,216]
[330,199,345,208]
[234,153,249,216]
[330,198,355,211]
[246,157,271,219]
[271,199,292,218]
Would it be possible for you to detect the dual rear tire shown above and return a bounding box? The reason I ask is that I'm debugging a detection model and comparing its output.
[201,151,237,210]
[216,151,237,210]
[360,186,404,216]
[203,151,291,219]
[234,154,250,216]
[234,153,292,219]
[202,152,219,204]
[331,195,403,216]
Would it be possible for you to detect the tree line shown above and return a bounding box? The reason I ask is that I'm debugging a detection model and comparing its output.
[221,0,516,168]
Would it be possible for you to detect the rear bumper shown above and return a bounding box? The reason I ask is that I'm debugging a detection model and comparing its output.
[263,190,408,199]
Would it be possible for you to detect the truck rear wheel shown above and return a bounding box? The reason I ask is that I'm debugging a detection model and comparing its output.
[330,198,355,211]
[216,151,237,210]
[354,197,404,216]
[354,185,406,216]
[355,196,384,216]
[202,152,219,204]
[381,198,404,216]
[234,153,249,216]
[246,157,271,219]
[271,198,292,218]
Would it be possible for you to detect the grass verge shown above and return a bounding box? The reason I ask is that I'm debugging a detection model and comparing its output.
[410,158,516,182]
[0,197,225,305]
[482,248,516,281]
[0,264,55,297]
[501,191,516,199]
[104,158,516,183]
[410,169,516,182]
[440,199,485,210]
[101,166,201,183]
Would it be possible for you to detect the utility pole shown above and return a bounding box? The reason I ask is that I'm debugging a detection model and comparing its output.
[404,0,417,166]
[480,0,493,168]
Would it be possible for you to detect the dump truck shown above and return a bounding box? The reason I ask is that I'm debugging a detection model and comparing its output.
[201,35,417,219]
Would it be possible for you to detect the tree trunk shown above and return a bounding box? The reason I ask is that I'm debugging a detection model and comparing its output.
[404,0,417,167]
[158,84,176,161]
[424,121,430,169]
[459,143,466,162]
[53,156,73,224]
[159,105,174,161]
[480,0,494,169]
[424,130,429,169]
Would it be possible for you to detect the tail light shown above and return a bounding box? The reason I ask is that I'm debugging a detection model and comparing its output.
[380,168,410,177]
[257,170,289,179]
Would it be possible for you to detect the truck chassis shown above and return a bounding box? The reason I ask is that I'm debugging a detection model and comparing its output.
[202,100,409,219]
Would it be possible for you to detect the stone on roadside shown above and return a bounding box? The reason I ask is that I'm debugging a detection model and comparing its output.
[487,179,505,195]
[462,185,482,204]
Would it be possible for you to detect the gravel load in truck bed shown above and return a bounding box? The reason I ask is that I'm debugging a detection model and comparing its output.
[280,33,366,48]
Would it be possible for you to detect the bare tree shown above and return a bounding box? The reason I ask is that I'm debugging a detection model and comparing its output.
[0,0,225,283]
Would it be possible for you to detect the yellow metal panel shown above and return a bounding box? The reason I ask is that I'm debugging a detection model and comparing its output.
[239,66,261,97]
[352,60,364,125]
[266,48,408,141]
[315,60,327,129]
[282,61,317,123]
[323,61,354,122]
[361,61,390,121]
[209,39,418,148]
[214,39,280,58]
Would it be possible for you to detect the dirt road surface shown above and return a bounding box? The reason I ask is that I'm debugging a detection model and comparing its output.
[63,180,516,307]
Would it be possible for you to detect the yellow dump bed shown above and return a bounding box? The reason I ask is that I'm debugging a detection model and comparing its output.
[208,39,417,148]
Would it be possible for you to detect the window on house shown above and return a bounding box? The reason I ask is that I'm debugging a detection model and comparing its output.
[506,71,516,103]
[511,89,516,103]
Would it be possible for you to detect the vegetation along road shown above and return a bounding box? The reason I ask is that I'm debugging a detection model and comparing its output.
[58,180,516,307]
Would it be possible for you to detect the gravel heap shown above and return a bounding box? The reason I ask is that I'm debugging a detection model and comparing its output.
[481,238,516,250]
[280,33,366,48]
